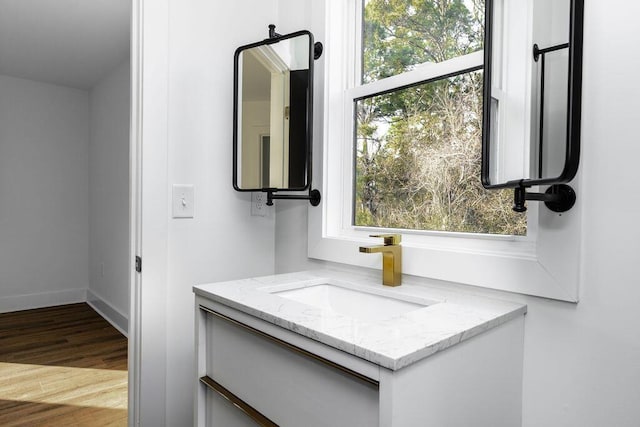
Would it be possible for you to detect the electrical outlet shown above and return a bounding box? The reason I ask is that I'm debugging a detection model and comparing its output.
[251,192,268,217]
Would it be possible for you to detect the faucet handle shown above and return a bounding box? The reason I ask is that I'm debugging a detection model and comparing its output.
[369,234,401,245]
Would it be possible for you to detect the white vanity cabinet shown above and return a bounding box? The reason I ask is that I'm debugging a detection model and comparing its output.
[196,301,379,426]
[195,294,525,427]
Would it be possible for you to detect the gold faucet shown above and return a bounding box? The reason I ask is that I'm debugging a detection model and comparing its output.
[359,234,402,286]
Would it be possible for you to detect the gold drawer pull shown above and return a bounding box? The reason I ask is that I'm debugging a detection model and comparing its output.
[200,306,379,388]
[200,375,279,427]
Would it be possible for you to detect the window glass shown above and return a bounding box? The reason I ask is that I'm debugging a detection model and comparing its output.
[354,72,525,235]
[355,0,525,235]
[362,0,485,83]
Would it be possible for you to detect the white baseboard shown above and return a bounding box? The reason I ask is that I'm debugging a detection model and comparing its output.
[86,290,129,337]
[0,288,87,314]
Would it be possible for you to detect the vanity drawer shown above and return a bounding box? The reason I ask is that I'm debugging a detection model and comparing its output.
[203,378,263,427]
[202,307,379,427]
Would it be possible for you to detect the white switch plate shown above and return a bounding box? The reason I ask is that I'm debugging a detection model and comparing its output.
[172,184,194,218]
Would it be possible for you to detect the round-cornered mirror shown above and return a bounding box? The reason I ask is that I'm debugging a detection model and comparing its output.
[233,31,314,192]
[482,0,583,190]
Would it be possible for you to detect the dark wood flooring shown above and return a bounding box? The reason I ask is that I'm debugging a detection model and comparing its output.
[0,303,128,426]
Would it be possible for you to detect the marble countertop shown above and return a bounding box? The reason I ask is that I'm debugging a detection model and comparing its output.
[193,269,527,371]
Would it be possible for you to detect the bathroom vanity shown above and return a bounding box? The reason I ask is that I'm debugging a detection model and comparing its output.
[193,270,526,426]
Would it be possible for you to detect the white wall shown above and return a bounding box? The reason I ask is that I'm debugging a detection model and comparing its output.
[137,0,639,425]
[517,1,640,424]
[163,0,278,424]
[88,60,130,332]
[0,74,89,311]
[273,0,327,273]
[274,1,640,426]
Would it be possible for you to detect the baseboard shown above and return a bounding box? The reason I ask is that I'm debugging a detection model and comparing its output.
[0,288,87,314]
[86,290,129,337]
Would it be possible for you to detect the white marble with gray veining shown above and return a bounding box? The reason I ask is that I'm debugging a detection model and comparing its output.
[193,269,526,371]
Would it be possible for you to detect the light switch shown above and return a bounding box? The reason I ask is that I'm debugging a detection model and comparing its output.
[172,184,194,218]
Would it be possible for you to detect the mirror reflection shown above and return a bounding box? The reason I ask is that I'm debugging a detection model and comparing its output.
[484,0,576,186]
[234,33,311,191]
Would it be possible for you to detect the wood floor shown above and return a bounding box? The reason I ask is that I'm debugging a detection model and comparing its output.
[0,303,128,426]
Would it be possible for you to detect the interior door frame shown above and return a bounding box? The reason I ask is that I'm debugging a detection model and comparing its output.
[129,0,170,425]
[128,0,142,423]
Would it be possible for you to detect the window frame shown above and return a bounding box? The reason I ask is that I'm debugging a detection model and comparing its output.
[307,0,582,302]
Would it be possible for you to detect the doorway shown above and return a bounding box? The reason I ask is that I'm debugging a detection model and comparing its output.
[0,0,132,424]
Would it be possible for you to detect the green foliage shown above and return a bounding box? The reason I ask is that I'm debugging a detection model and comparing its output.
[363,0,484,82]
[355,0,526,235]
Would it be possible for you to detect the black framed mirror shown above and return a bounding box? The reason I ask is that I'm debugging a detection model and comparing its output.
[233,27,321,206]
[482,0,584,212]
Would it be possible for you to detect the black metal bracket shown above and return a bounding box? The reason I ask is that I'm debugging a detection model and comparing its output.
[533,42,569,62]
[268,24,281,39]
[269,24,323,60]
[266,189,321,207]
[513,184,576,213]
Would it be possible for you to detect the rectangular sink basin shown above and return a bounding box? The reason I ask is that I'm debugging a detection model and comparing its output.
[272,283,431,322]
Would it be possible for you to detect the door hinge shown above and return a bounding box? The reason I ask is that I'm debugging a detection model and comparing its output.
[135,256,142,273]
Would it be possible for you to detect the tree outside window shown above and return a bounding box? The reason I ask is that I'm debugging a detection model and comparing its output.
[354,0,525,235]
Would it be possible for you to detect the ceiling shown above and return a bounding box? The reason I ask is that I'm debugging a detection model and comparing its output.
[0,0,130,90]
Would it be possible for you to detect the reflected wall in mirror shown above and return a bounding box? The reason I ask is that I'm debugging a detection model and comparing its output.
[234,32,312,191]
[482,0,583,188]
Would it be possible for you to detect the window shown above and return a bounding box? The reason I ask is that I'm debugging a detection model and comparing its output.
[354,0,524,235]
[308,0,582,302]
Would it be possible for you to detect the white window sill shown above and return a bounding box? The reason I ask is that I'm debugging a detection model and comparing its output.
[308,206,581,302]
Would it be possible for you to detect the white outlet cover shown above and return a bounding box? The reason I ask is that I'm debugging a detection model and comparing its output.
[251,192,268,217]
[172,184,194,218]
